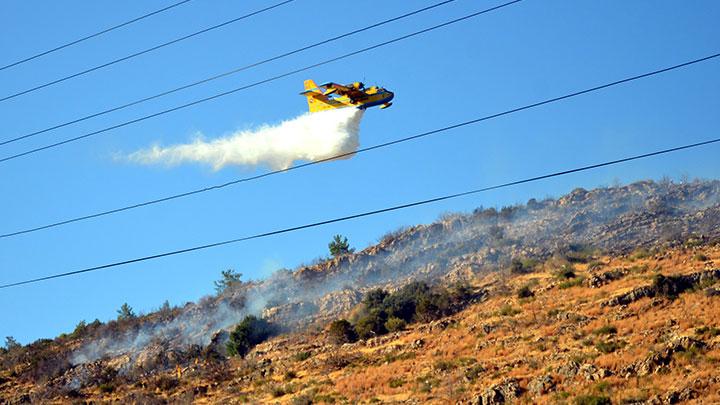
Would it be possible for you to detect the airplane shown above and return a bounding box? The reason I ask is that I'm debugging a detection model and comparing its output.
[300,79,394,113]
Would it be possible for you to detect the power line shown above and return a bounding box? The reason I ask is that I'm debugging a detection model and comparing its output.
[2,136,718,290]
[0,0,296,103]
[0,0,193,72]
[0,1,523,164]
[0,0,457,147]
[2,51,718,239]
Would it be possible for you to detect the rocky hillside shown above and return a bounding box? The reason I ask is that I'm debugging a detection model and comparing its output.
[2,179,720,403]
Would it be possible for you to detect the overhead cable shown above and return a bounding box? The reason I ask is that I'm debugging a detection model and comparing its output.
[1,50,718,239]
[0,0,457,147]
[1,136,718,289]
[0,0,296,102]
[0,0,523,164]
[0,0,193,71]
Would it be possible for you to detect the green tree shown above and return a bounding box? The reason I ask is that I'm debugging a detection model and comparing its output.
[385,317,407,332]
[226,315,276,357]
[362,288,389,311]
[69,320,88,339]
[328,234,354,257]
[117,303,135,320]
[214,269,243,294]
[355,309,388,339]
[327,319,358,345]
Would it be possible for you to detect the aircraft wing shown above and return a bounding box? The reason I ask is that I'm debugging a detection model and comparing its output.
[299,89,323,96]
[322,82,365,100]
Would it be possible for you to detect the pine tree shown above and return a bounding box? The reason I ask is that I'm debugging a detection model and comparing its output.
[117,303,135,320]
[328,234,354,257]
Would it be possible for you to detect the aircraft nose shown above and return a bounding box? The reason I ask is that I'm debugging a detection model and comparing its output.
[386,91,394,101]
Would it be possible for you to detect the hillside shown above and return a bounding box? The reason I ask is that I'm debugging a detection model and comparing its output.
[2,179,720,404]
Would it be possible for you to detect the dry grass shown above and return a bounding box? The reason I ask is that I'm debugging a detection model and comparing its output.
[4,244,720,403]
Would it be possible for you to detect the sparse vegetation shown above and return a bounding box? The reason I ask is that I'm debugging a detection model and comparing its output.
[595,340,623,354]
[498,304,521,316]
[574,395,612,405]
[559,276,585,289]
[388,377,405,388]
[4,183,720,403]
[510,257,539,274]
[293,351,312,362]
[564,244,597,263]
[695,326,720,338]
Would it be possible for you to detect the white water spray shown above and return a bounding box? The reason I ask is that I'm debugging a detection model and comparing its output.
[127,108,364,170]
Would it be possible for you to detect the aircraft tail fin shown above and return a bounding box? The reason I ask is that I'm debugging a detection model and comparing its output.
[304,79,320,92]
[301,79,329,113]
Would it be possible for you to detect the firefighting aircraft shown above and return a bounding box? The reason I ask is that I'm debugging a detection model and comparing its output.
[300,79,394,113]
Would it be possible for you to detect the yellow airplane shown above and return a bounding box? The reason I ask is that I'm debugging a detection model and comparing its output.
[300,80,394,113]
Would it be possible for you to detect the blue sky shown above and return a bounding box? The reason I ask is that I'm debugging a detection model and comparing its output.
[0,0,718,344]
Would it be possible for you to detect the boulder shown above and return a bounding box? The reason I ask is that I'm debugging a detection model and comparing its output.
[475,378,522,404]
[528,374,555,395]
[557,361,580,378]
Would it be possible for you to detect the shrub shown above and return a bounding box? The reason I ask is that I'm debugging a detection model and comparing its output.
[587,260,605,271]
[389,377,405,388]
[355,311,388,339]
[593,325,617,335]
[226,316,276,357]
[595,340,622,354]
[293,351,312,362]
[150,375,179,391]
[694,253,710,262]
[434,359,457,372]
[651,274,692,298]
[329,281,472,342]
[328,234,354,257]
[564,245,596,263]
[498,304,520,317]
[574,395,611,405]
[292,394,314,405]
[510,258,539,274]
[559,277,585,289]
[270,385,287,398]
[557,267,577,279]
[284,370,297,380]
[630,248,652,260]
[383,352,416,364]
[464,364,484,381]
[695,326,720,338]
[98,383,114,394]
[327,319,358,344]
[385,317,407,332]
[516,285,534,298]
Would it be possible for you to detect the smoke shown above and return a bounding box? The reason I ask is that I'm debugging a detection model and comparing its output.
[127,108,364,170]
[68,180,720,369]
